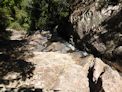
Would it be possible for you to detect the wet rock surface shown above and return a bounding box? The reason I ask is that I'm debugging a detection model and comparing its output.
[25,31,76,53]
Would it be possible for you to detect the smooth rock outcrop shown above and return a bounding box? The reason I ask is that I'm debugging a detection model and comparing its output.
[26,52,90,92]
[1,52,122,92]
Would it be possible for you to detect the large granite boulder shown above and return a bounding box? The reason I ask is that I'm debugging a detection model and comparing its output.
[1,52,122,92]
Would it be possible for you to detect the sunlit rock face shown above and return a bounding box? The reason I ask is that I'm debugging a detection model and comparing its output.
[0,28,122,92]
[70,0,122,71]
[13,52,122,92]
[1,1,122,92]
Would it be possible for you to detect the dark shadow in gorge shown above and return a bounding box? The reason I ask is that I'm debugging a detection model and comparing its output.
[0,54,35,83]
[87,66,105,92]
[0,30,12,40]
[56,18,73,42]
[99,9,122,65]
[100,9,122,47]
[72,9,122,60]
[1,87,43,92]
[0,39,35,86]
[54,16,102,57]
[56,8,122,73]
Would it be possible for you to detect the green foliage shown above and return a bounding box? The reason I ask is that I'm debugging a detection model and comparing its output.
[27,0,70,31]
[0,8,11,40]
[9,22,23,31]
[0,0,31,31]
[0,0,71,32]
[0,8,8,31]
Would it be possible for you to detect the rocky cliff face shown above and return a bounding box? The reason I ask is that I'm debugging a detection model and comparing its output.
[69,0,122,72]
[0,29,122,92]
[0,0,122,92]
